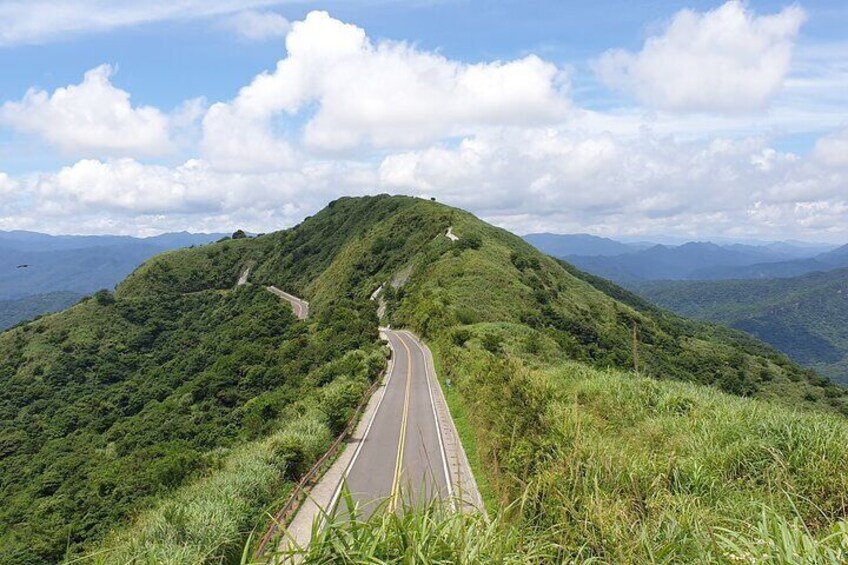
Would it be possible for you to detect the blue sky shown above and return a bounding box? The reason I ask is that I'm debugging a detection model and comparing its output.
[0,1,846,241]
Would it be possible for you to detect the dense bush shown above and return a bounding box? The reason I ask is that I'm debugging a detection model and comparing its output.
[0,268,380,564]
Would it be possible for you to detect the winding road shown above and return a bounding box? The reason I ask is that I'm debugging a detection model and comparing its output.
[332,329,452,517]
[267,286,310,320]
[260,283,481,560]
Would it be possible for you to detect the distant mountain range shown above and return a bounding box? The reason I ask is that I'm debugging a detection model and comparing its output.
[0,230,226,329]
[635,268,848,385]
[523,233,639,257]
[696,244,848,279]
[523,233,846,282]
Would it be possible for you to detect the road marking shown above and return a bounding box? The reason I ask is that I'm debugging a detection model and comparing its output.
[401,331,454,504]
[326,330,397,517]
[389,333,413,513]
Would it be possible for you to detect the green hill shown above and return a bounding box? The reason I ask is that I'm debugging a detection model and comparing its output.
[635,269,848,386]
[1,195,847,563]
[0,236,383,563]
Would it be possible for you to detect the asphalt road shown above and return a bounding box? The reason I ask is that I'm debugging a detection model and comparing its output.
[267,286,310,320]
[337,329,451,517]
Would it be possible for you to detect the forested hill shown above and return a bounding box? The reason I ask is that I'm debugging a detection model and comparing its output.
[121,193,847,410]
[635,268,848,385]
[1,195,846,563]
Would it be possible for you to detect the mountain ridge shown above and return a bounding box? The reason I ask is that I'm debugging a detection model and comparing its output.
[2,195,846,563]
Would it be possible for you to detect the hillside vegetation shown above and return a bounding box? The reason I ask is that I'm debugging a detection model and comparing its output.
[2,195,847,564]
[276,196,848,562]
[0,236,382,563]
[636,269,848,386]
[0,231,225,329]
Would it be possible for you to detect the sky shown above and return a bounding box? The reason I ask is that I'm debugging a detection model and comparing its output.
[0,1,846,241]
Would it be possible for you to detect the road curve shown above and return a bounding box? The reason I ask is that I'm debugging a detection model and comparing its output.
[267,286,310,320]
[333,329,451,517]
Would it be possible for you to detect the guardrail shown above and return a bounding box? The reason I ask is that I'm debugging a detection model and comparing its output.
[254,368,386,559]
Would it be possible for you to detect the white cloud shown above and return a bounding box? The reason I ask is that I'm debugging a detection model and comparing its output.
[3,128,848,241]
[0,156,379,235]
[1,9,846,243]
[379,128,848,241]
[32,158,216,213]
[0,171,16,193]
[0,65,172,156]
[201,10,570,167]
[0,172,17,215]
[814,127,848,167]
[595,1,806,113]
[201,103,299,172]
[0,0,285,46]
[225,10,290,41]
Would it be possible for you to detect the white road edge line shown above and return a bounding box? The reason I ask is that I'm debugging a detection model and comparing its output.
[401,330,454,505]
[325,330,398,520]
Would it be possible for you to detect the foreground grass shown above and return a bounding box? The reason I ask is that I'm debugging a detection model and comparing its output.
[270,495,565,564]
[432,326,848,563]
[83,411,328,564]
[262,496,847,564]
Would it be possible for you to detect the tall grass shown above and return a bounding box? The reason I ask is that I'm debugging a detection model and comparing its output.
[267,493,565,564]
[83,416,310,564]
[258,494,848,564]
[431,328,848,563]
[716,507,848,564]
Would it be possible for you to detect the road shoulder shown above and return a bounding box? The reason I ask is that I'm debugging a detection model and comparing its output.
[274,332,395,558]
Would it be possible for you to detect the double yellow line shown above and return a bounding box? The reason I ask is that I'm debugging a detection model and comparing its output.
[388,334,413,513]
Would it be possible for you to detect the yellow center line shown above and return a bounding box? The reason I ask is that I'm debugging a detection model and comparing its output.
[389,333,413,512]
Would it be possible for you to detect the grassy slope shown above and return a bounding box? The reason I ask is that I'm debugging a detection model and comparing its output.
[5,195,848,563]
[635,270,848,385]
[259,196,848,563]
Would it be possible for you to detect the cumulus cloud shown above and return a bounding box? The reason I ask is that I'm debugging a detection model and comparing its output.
[0,171,16,194]
[201,102,299,172]
[595,1,806,113]
[32,158,221,214]
[225,10,290,41]
[1,9,845,243]
[0,65,172,156]
[814,127,848,167]
[0,0,284,46]
[201,10,570,168]
[379,129,848,240]
[0,155,380,234]
[3,128,848,241]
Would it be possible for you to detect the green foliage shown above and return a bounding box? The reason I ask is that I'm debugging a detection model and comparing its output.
[635,269,848,385]
[433,333,848,562]
[278,493,564,564]
[0,235,381,563]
